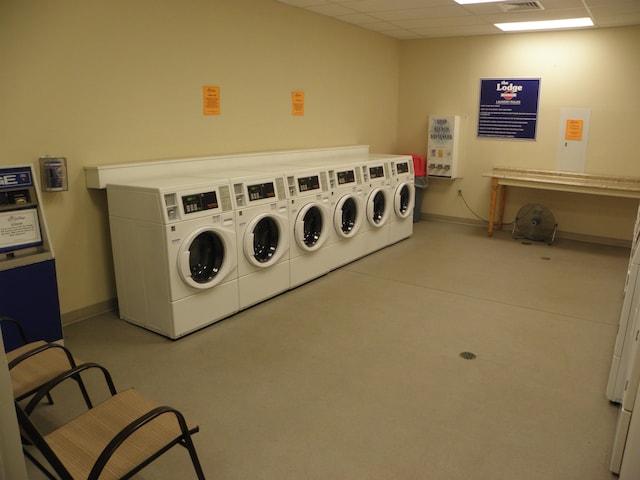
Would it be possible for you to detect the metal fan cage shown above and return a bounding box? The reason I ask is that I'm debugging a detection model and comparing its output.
[512,203,558,245]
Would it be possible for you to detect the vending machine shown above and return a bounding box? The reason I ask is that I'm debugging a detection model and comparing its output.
[0,165,62,351]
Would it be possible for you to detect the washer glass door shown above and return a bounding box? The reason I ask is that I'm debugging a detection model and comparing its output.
[334,194,362,239]
[244,214,288,267]
[394,181,414,219]
[295,204,328,251]
[178,228,233,289]
[367,188,390,227]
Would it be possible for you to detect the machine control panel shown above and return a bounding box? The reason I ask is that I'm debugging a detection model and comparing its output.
[396,162,410,174]
[369,165,385,179]
[297,175,320,193]
[248,182,276,202]
[182,191,219,214]
[337,170,356,185]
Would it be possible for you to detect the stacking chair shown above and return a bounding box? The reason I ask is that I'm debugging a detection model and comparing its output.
[1,316,93,412]
[16,363,206,479]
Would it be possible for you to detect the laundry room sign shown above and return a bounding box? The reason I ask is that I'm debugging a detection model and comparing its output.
[203,86,221,116]
[477,78,540,140]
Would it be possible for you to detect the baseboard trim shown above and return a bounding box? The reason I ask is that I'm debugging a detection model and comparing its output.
[421,213,632,248]
[61,298,118,326]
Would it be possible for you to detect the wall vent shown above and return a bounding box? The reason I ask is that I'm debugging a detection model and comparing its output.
[499,1,545,13]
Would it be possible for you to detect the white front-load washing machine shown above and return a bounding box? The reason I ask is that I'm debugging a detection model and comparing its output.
[285,158,367,269]
[283,166,333,287]
[107,176,238,339]
[371,154,415,245]
[230,172,290,309]
[358,159,393,256]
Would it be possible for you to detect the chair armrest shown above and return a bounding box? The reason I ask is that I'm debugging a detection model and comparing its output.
[89,406,197,480]
[24,363,117,414]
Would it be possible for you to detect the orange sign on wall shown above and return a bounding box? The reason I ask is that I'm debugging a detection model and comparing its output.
[203,86,220,116]
[292,91,304,116]
[565,119,584,141]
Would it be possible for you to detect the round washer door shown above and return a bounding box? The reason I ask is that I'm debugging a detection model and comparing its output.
[243,212,289,268]
[393,181,415,219]
[294,203,329,252]
[178,227,237,289]
[366,187,391,228]
[334,194,362,239]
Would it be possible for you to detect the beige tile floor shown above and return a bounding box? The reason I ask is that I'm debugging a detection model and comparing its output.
[25,220,629,479]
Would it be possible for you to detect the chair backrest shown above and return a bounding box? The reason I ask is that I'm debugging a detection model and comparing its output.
[14,400,74,480]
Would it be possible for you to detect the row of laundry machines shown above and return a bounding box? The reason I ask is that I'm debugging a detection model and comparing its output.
[606,201,640,477]
[106,153,415,339]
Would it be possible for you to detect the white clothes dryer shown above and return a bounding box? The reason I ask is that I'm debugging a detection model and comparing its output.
[107,176,238,339]
[230,172,290,309]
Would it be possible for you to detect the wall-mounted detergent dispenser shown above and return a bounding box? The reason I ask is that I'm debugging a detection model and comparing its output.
[0,165,62,351]
[427,115,463,179]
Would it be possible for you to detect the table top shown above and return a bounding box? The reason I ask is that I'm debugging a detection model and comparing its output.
[483,167,640,194]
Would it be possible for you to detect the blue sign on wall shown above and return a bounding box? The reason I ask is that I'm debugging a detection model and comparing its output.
[478,78,541,140]
[0,166,34,190]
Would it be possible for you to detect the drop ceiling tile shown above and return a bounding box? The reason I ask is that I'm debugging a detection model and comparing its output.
[335,12,381,24]
[412,24,501,38]
[276,0,640,39]
[278,0,329,7]
[340,0,451,14]
[392,15,489,30]
[307,4,357,16]
[374,6,471,22]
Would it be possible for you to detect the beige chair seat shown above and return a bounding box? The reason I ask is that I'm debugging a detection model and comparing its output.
[44,388,199,479]
[7,340,83,399]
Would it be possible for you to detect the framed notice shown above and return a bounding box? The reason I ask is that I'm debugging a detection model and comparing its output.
[478,78,540,140]
[0,208,42,253]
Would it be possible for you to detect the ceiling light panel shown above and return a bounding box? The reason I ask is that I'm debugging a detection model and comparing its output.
[495,17,594,31]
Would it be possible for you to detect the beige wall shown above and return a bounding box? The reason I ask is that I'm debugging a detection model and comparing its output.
[0,0,400,317]
[397,26,640,243]
[2,1,638,319]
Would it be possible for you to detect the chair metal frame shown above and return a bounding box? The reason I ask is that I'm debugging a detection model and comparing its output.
[2,316,93,411]
[16,363,206,479]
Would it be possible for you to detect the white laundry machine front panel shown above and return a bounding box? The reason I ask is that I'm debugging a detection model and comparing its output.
[233,174,290,309]
[611,283,640,473]
[107,177,239,339]
[388,156,415,244]
[168,215,237,301]
[298,161,368,269]
[608,248,640,403]
[358,161,392,256]
[285,168,334,287]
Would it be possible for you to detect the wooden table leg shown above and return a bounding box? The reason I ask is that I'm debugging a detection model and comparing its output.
[488,177,498,236]
[497,184,506,230]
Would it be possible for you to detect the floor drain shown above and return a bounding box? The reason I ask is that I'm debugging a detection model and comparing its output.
[459,351,477,360]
